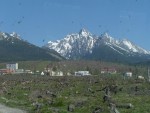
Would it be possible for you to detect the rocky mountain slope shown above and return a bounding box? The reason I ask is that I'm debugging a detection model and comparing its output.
[0,32,64,62]
[44,29,150,63]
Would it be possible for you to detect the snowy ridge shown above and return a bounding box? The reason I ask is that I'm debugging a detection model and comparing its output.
[10,32,21,39]
[45,28,150,59]
[46,29,96,59]
[0,32,21,40]
[106,43,124,55]
[119,39,150,54]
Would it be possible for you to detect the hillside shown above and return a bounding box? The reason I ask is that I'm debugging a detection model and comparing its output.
[0,32,64,62]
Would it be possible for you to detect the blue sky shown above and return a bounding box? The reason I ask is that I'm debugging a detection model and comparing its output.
[0,0,150,50]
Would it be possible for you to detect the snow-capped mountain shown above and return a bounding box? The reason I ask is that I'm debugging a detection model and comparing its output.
[46,29,97,59]
[96,33,150,55]
[44,29,150,63]
[0,32,21,40]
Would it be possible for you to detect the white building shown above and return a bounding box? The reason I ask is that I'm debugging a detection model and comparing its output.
[41,72,45,75]
[101,68,117,74]
[75,71,91,76]
[51,71,63,76]
[15,69,24,74]
[6,63,18,70]
[124,72,132,77]
[25,70,33,74]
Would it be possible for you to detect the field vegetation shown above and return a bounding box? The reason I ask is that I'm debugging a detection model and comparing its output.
[0,61,149,113]
[0,74,149,113]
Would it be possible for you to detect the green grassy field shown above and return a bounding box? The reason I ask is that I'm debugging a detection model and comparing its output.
[0,74,149,113]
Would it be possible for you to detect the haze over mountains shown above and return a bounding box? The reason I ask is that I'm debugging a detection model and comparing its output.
[44,29,150,63]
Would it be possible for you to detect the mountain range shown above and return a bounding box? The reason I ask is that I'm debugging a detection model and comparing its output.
[44,28,150,63]
[0,32,63,62]
[0,29,150,63]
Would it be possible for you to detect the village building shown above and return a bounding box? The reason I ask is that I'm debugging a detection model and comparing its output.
[44,67,63,76]
[137,75,144,80]
[15,69,24,74]
[0,63,27,75]
[0,69,14,75]
[124,72,132,77]
[67,72,72,76]
[24,70,33,74]
[0,63,18,75]
[0,63,25,75]
[6,63,18,71]
[44,67,51,74]
[101,68,117,74]
[75,71,91,76]
[51,71,63,76]
[41,72,45,75]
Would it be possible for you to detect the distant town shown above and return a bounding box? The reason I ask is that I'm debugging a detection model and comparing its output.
[1,62,147,81]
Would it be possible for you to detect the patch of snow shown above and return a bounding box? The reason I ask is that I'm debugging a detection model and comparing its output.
[2,33,8,38]
[121,39,138,52]
[107,43,123,55]
[10,32,21,39]
[113,43,129,53]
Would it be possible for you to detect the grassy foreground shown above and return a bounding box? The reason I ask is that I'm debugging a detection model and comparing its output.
[0,74,150,113]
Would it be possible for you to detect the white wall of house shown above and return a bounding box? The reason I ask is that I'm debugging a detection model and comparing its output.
[75,71,91,76]
[25,70,33,74]
[137,75,144,80]
[15,69,24,74]
[41,72,45,75]
[101,68,117,74]
[6,63,18,70]
[124,72,132,77]
[51,71,63,76]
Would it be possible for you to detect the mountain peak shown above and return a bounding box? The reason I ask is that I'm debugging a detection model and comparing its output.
[101,32,115,43]
[0,31,21,41]
[10,32,21,39]
[79,28,91,37]
[102,32,109,37]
